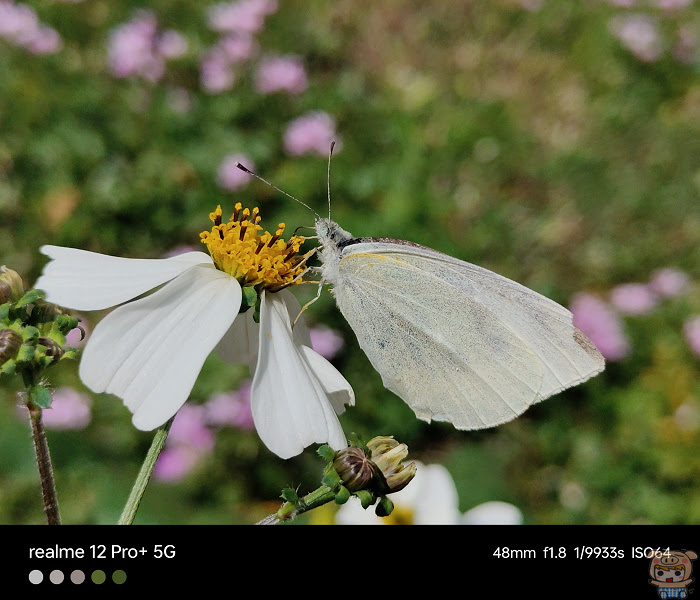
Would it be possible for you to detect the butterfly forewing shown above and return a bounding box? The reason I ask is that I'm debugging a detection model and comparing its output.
[330,239,604,429]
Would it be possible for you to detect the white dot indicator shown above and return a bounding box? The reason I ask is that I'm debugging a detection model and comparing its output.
[29,570,43,584]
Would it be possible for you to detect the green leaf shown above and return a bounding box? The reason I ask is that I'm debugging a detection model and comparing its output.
[281,487,299,503]
[375,496,394,518]
[317,444,335,461]
[322,464,341,488]
[355,489,375,510]
[0,359,16,375]
[334,485,350,505]
[28,385,53,409]
[16,289,43,308]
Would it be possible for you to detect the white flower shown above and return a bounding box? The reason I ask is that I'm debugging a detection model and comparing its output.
[334,462,523,525]
[34,205,354,459]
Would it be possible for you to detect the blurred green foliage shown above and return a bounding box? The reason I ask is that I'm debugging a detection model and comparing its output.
[0,0,698,524]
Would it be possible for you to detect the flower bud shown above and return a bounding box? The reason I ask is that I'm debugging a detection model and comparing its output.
[0,328,22,365]
[367,436,417,494]
[332,446,378,492]
[38,336,64,360]
[0,266,24,304]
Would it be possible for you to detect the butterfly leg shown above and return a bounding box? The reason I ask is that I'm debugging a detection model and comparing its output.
[292,278,326,328]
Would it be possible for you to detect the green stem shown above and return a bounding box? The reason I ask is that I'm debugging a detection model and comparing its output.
[28,405,61,525]
[256,485,337,525]
[118,418,173,525]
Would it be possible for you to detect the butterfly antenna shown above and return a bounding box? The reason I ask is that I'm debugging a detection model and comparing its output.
[327,141,335,219]
[235,163,320,219]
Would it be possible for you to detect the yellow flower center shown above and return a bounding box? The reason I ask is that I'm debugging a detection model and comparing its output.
[199,204,308,291]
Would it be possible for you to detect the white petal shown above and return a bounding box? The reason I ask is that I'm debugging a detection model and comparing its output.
[215,289,311,373]
[79,265,241,430]
[278,289,312,347]
[408,463,461,525]
[251,290,348,459]
[215,307,259,372]
[299,346,354,415]
[461,501,523,525]
[35,245,213,311]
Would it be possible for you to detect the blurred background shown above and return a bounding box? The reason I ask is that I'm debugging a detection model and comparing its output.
[0,0,698,525]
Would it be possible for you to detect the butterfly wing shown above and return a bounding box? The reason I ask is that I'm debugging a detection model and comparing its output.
[330,240,604,430]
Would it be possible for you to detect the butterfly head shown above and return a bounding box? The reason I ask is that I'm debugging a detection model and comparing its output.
[315,217,354,249]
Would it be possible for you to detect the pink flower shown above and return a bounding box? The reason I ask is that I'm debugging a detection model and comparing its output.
[254,55,308,95]
[649,268,689,298]
[309,325,344,360]
[684,316,700,358]
[154,405,215,481]
[283,111,340,157]
[199,34,257,94]
[207,0,277,34]
[65,317,88,348]
[107,11,187,81]
[610,283,659,315]
[0,2,62,55]
[156,30,188,60]
[219,33,257,63]
[24,26,62,55]
[609,14,663,62]
[200,49,235,93]
[167,405,215,451]
[216,154,254,191]
[570,293,631,361]
[153,446,202,482]
[204,382,255,429]
[41,387,92,430]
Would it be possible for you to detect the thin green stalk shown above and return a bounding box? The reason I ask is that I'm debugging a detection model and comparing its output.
[257,485,337,525]
[118,418,173,525]
[28,405,61,525]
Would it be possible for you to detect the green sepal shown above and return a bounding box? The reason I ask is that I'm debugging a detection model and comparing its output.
[52,313,79,336]
[239,285,258,314]
[21,325,39,342]
[28,385,52,409]
[16,345,35,362]
[355,489,375,510]
[280,487,299,504]
[0,303,9,320]
[61,348,78,361]
[252,290,262,324]
[15,289,44,308]
[317,444,335,461]
[375,495,394,517]
[322,463,341,488]
[348,432,369,455]
[1,359,16,375]
[334,485,351,505]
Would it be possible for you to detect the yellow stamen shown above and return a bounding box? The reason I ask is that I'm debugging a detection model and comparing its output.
[200,204,309,290]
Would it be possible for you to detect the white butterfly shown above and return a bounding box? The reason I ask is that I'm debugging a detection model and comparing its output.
[237,157,605,432]
[313,217,604,430]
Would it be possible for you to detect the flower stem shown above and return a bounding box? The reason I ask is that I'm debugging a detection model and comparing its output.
[256,485,336,525]
[118,418,173,525]
[28,405,61,525]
